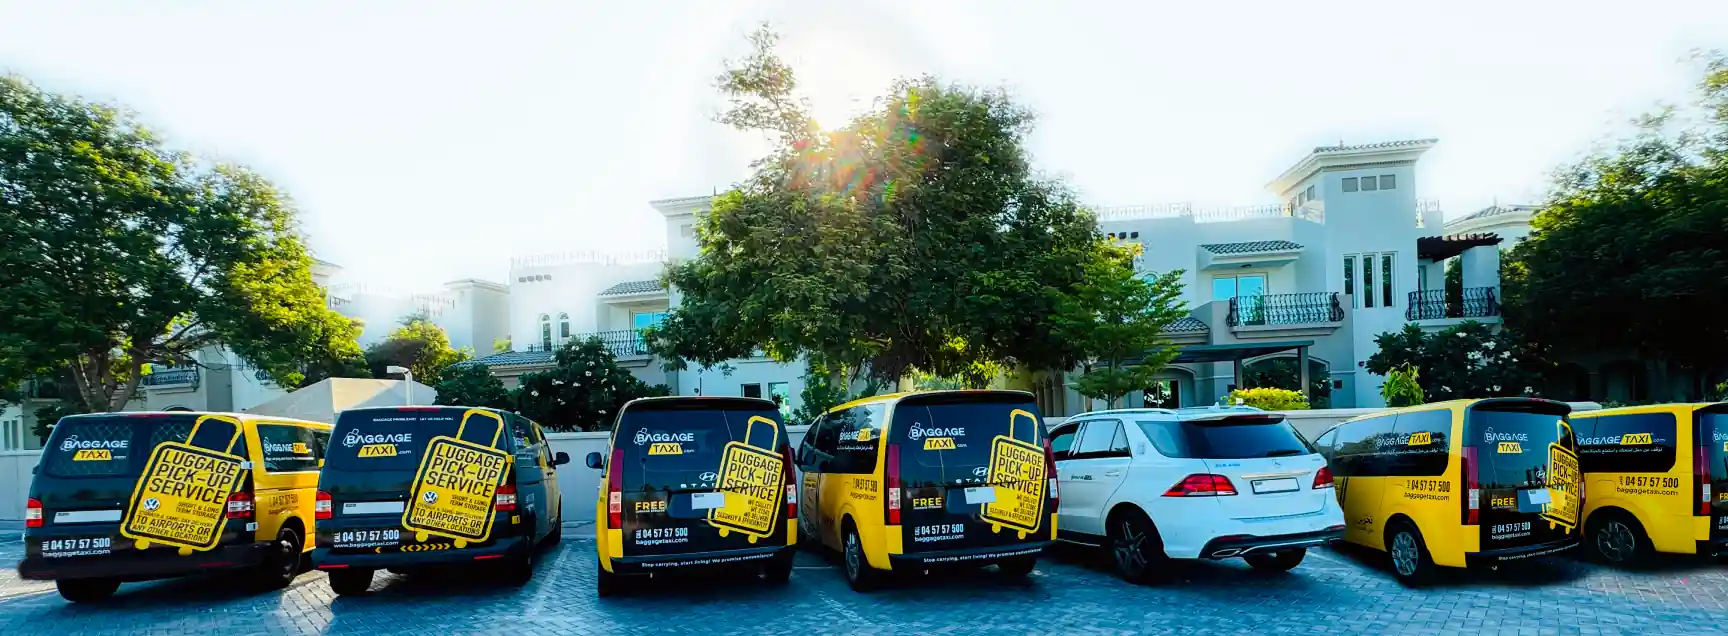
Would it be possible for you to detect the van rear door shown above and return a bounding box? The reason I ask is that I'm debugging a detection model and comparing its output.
[891,392,1052,554]
[613,399,789,558]
[320,407,512,549]
[1467,400,1580,552]
[1697,405,1728,542]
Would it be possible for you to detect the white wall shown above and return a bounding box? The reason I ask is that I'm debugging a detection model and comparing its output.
[545,425,810,522]
[508,259,663,351]
[0,451,41,521]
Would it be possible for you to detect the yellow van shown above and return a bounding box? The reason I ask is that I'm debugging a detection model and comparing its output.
[1310,398,1582,585]
[19,411,331,602]
[1572,402,1728,565]
[795,390,1056,591]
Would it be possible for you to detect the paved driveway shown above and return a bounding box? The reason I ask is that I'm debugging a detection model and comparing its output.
[3,527,1728,635]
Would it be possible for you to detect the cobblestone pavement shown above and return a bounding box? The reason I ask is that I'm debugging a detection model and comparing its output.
[4,527,1728,635]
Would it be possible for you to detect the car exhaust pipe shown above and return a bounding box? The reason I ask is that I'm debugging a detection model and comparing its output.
[1211,548,1242,558]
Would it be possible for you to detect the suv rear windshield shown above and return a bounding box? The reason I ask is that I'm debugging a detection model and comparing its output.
[326,408,508,472]
[616,401,785,490]
[891,394,1044,487]
[1700,411,1728,481]
[41,414,241,478]
[1135,415,1312,459]
[1467,403,1574,489]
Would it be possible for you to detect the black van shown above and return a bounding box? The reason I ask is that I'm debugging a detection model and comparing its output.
[587,396,797,596]
[311,406,568,594]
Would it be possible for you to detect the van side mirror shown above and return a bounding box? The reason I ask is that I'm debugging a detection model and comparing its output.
[584,452,604,470]
[553,451,571,467]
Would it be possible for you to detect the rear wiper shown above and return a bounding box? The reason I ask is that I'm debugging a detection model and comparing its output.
[1263,449,1305,458]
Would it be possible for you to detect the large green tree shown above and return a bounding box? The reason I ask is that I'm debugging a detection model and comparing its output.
[0,75,364,412]
[1051,242,1187,408]
[647,26,1099,389]
[1366,322,1547,402]
[364,319,470,387]
[514,337,670,432]
[433,363,512,410]
[1502,55,1728,396]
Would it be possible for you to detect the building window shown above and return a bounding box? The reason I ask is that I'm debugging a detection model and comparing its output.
[679,224,694,238]
[1381,253,1395,307]
[1343,256,1355,301]
[1212,274,1267,301]
[631,311,668,331]
[539,313,552,351]
[1305,185,1317,201]
[557,313,570,339]
[767,382,789,407]
[1361,176,1379,191]
[1362,256,1375,308]
[1342,177,1359,192]
[1380,174,1396,190]
[742,383,763,399]
[2,418,21,451]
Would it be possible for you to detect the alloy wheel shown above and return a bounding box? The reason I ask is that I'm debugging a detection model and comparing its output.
[844,533,862,581]
[1596,520,1636,563]
[1113,520,1148,575]
[1391,532,1419,577]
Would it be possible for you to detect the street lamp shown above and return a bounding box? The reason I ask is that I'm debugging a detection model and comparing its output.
[386,365,413,404]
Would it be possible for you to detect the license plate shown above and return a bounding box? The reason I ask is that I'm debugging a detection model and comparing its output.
[1524,488,1551,505]
[53,510,121,524]
[689,492,726,510]
[333,529,401,548]
[964,487,998,504]
[1250,478,1299,494]
[39,536,113,558]
[343,501,406,515]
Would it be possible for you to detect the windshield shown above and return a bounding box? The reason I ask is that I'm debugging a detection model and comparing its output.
[615,403,785,491]
[1468,406,1573,490]
[892,394,1043,487]
[41,414,231,479]
[1135,416,1312,459]
[325,408,503,472]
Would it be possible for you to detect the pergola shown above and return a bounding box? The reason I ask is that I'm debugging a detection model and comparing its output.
[1127,340,1319,402]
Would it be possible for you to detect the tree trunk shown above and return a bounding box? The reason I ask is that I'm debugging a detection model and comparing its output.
[110,359,144,411]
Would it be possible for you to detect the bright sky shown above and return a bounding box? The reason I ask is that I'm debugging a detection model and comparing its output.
[4,1,1725,290]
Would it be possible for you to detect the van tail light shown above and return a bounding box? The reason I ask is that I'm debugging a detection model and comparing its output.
[495,484,518,512]
[885,443,902,526]
[226,490,255,520]
[25,498,42,528]
[1697,444,1712,516]
[1163,474,1237,497]
[1312,465,1334,489]
[1462,446,1480,525]
[606,447,623,529]
[781,445,797,520]
[315,491,333,520]
[1043,437,1060,510]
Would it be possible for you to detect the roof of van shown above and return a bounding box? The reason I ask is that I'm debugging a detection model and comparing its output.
[1337,397,1574,425]
[60,411,329,426]
[825,389,1036,414]
[1573,401,1728,417]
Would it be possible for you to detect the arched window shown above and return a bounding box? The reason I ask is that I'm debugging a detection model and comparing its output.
[558,312,571,340]
[539,313,552,351]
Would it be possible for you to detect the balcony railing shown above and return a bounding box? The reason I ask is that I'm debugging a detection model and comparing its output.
[1227,292,1345,327]
[1406,287,1500,321]
[141,368,200,389]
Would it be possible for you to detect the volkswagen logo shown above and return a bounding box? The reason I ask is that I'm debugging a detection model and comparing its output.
[699,472,717,482]
[972,466,989,478]
[142,497,161,512]
[422,490,438,504]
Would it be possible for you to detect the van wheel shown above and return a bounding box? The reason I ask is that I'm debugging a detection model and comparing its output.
[256,527,303,590]
[56,578,119,602]
[327,569,374,595]
[545,520,563,546]
[597,560,623,597]
[1108,508,1169,584]
[996,555,1036,579]
[1386,520,1435,587]
[842,525,882,592]
[1244,548,1306,572]
[1588,510,1651,566]
[503,540,535,586]
[763,549,794,585]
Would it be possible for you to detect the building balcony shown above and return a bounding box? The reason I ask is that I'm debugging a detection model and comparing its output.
[1406,287,1501,322]
[141,367,200,392]
[1226,292,1345,338]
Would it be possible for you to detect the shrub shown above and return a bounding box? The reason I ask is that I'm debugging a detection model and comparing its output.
[1223,387,1309,411]
[1381,364,1426,407]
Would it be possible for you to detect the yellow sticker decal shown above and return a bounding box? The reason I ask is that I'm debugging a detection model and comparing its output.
[401,410,510,548]
[358,444,398,458]
[648,442,683,456]
[923,437,957,451]
[1543,442,1581,531]
[856,428,872,442]
[981,409,1047,539]
[120,415,247,554]
[1497,441,1523,454]
[1407,432,1432,446]
[707,415,784,543]
[1620,433,1653,445]
[72,449,113,461]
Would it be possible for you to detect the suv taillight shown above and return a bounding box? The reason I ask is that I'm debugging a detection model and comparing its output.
[495,484,518,512]
[885,443,902,525]
[25,497,42,528]
[1312,465,1334,489]
[1163,474,1237,497]
[1462,446,1480,525]
[781,445,797,520]
[606,447,623,529]
[315,491,333,520]
[226,490,255,520]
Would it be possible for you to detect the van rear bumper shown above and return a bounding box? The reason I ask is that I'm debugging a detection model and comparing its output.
[17,541,272,582]
[888,541,1048,569]
[311,536,526,571]
[1465,536,1578,567]
[608,544,790,575]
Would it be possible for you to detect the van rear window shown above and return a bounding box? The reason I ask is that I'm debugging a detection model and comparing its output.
[40,415,213,478]
[1135,416,1311,460]
[616,404,785,490]
[1701,412,1728,481]
[1468,407,1573,489]
[892,395,1043,487]
[325,409,474,472]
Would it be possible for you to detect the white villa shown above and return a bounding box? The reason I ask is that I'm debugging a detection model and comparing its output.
[465,138,1522,416]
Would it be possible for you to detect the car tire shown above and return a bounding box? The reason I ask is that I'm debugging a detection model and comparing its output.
[996,554,1037,579]
[546,520,563,547]
[256,526,303,590]
[1107,508,1169,584]
[56,578,119,603]
[503,540,535,587]
[1587,510,1651,567]
[842,525,882,592]
[1386,519,1436,587]
[597,559,623,597]
[327,568,374,595]
[1244,548,1306,572]
[763,549,795,585]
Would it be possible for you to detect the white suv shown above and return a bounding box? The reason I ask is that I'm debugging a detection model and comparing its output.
[1049,406,1345,582]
